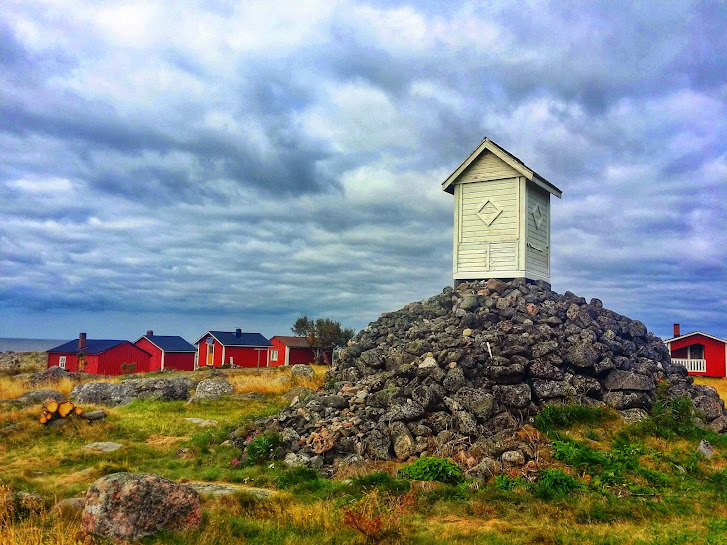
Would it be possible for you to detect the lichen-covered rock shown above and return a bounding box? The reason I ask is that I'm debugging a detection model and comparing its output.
[239,278,726,473]
[291,365,316,379]
[191,379,234,401]
[81,473,200,541]
[71,378,190,406]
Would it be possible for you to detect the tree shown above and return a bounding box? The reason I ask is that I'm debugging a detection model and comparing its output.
[292,316,355,364]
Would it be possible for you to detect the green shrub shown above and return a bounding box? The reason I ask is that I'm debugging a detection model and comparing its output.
[493,474,528,492]
[275,467,321,489]
[241,431,282,466]
[532,469,580,500]
[534,404,616,434]
[398,457,463,484]
[351,472,411,494]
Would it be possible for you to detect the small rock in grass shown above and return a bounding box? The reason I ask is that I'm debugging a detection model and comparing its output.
[82,442,123,453]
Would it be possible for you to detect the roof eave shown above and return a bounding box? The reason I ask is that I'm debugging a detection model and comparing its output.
[441,138,562,198]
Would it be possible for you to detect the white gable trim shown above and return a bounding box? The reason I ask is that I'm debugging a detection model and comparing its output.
[441,138,562,198]
[664,331,727,345]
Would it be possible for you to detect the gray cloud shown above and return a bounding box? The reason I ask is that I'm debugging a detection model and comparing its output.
[1,0,725,342]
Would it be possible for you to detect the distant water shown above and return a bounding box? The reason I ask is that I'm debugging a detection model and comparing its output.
[0,338,67,352]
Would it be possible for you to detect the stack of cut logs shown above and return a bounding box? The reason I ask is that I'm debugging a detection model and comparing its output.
[41,400,83,424]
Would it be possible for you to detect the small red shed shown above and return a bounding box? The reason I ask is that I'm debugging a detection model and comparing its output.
[134,330,197,372]
[269,336,333,366]
[47,332,152,376]
[194,329,272,368]
[665,324,727,378]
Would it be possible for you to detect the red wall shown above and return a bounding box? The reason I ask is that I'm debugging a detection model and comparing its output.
[97,343,152,375]
[289,347,321,365]
[134,338,163,372]
[669,334,726,378]
[269,338,287,367]
[197,335,268,368]
[163,352,196,371]
[47,342,151,376]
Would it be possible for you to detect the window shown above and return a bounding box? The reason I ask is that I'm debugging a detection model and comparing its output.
[229,357,234,364]
[270,350,278,362]
[689,344,705,360]
[59,356,66,369]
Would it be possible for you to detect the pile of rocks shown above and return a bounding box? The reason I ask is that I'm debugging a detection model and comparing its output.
[252,279,726,474]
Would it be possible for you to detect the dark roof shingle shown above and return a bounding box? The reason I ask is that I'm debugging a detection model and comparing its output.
[47,339,127,355]
[141,335,196,352]
[198,331,271,347]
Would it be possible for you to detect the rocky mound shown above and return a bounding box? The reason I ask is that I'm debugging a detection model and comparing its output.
[251,279,727,473]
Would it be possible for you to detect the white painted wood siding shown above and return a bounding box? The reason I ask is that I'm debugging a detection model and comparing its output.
[525,183,550,276]
[457,150,520,184]
[456,178,519,273]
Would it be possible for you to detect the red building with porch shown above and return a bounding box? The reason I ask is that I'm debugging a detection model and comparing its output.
[47,333,152,375]
[665,324,727,378]
[134,331,197,372]
[268,336,333,366]
[194,329,272,368]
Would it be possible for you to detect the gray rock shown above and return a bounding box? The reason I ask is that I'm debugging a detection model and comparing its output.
[532,379,567,400]
[188,483,273,499]
[184,418,219,427]
[11,389,66,407]
[320,395,348,409]
[697,439,714,459]
[443,367,465,392]
[83,442,123,453]
[52,497,85,516]
[452,388,495,419]
[501,450,525,465]
[79,409,107,422]
[282,387,315,402]
[365,427,391,460]
[566,343,599,368]
[603,391,653,410]
[466,457,502,478]
[291,365,316,379]
[493,383,531,408]
[618,408,648,423]
[81,473,201,541]
[383,402,425,422]
[193,379,234,400]
[391,421,415,461]
[605,370,655,392]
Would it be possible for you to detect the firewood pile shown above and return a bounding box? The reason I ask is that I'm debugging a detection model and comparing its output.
[40,400,83,424]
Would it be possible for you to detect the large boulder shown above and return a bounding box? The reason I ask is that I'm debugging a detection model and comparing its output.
[81,473,201,541]
[71,378,190,406]
[191,379,234,401]
[291,365,316,379]
[2,389,66,408]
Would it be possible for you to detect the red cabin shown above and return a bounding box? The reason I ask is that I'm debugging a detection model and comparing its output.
[134,330,197,372]
[47,332,152,376]
[194,329,272,368]
[269,336,333,366]
[665,324,727,378]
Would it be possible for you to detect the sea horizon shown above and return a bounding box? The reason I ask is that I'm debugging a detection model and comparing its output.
[0,337,67,352]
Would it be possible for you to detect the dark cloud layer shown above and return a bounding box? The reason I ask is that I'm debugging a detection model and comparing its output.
[1,0,725,343]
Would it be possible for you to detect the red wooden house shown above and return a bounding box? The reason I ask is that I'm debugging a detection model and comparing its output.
[269,336,333,366]
[47,332,152,376]
[134,330,197,372]
[665,324,727,378]
[194,329,272,368]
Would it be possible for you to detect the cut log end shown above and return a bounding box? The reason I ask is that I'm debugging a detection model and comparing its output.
[45,400,59,413]
[58,401,75,418]
[74,406,83,416]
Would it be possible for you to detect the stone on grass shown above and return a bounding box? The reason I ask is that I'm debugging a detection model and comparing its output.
[291,365,316,379]
[82,442,123,453]
[192,379,234,401]
[184,418,219,427]
[82,473,200,542]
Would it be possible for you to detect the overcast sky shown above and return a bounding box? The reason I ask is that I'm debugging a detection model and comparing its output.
[1,0,726,344]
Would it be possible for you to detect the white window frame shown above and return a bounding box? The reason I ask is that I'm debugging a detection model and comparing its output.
[270,350,279,362]
[59,356,66,369]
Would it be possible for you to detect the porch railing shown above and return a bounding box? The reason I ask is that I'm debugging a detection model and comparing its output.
[671,358,706,373]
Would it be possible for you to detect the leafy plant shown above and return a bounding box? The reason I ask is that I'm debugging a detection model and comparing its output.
[532,469,580,499]
[398,457,463,484]
[240,431,282,466]
[493,474,528,492]
[534,404,616,434]
[275,467,321,489]
[351,472,411,494]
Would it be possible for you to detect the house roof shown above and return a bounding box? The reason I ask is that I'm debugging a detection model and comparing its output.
[47,339,129,355]
[194,331,272,347]
[441,137,563,198]
[664,331,727,345]
[135,335,197,353]
[272,336,313,348]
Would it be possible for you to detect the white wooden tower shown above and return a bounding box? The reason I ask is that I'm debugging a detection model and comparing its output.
[442,138,562,283]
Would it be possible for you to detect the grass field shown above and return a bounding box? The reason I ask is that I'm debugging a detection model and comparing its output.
[3,370,727,544]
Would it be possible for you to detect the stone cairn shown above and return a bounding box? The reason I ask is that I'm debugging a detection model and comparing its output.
[254,279,727,476]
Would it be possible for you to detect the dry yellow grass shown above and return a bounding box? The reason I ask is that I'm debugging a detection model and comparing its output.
[693,376,727,403]
[0,485,83,545]
[227,365,326,394]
